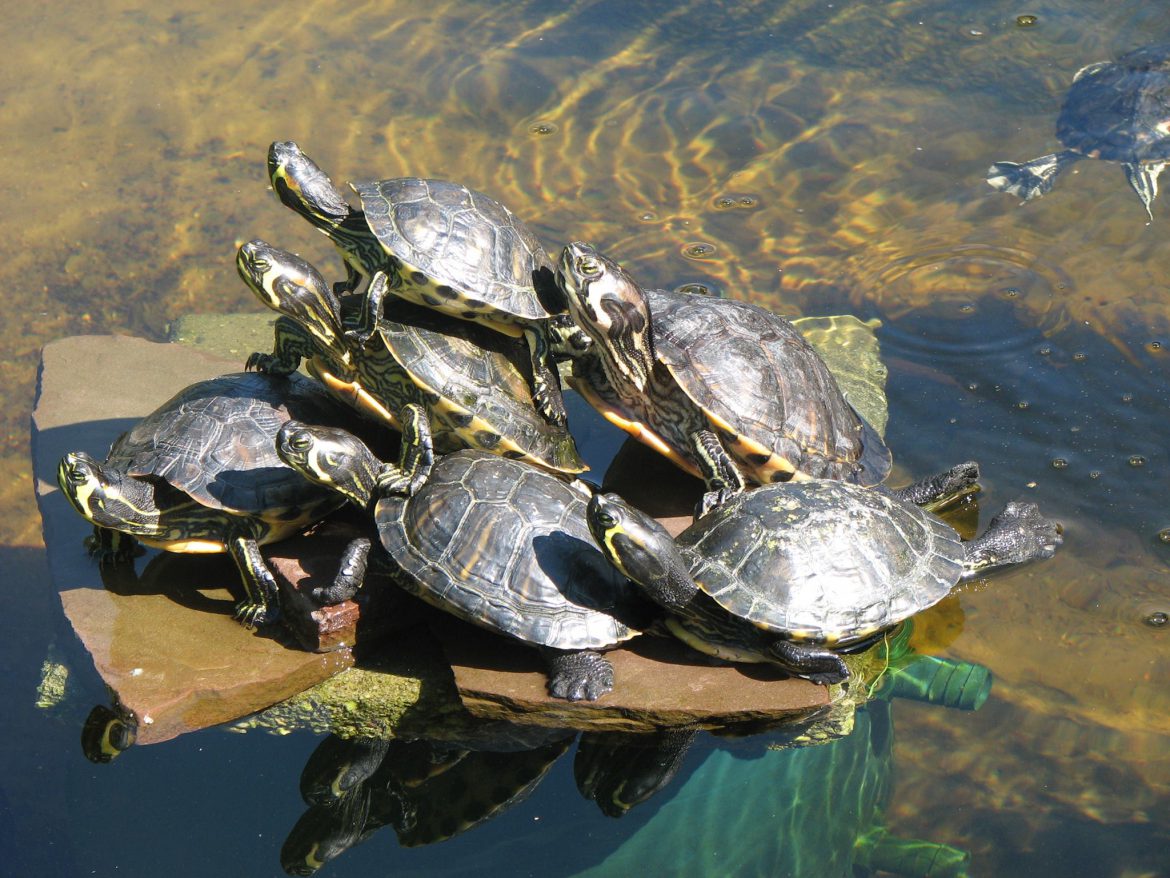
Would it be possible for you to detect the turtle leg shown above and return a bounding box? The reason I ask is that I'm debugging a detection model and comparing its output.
[544,648,615,701]
[375,404,435,497]
[886,461,980,510]
[1123,160,1166,221]
[246,315,318,376]
[986,150,1081,201]
[690,429,746,518]
[343,270,390,348]
[84,525,139,568]
[226,533,281,629]
[523,324,569,427]
[767,639,850,686]
[313,537,372,605]
[961,500,1062,577]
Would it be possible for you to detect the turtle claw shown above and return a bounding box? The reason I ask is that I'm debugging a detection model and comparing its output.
[696,487,741,519]
[245,351,273,373]
[532,379,569,428]
[85,528,138,568]
[233,599,278,630]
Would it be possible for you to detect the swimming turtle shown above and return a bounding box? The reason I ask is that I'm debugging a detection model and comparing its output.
[555,241,892,515]
[987,43,1170,219]
[237,240,584,475]
[56,371,368,628]
[587,481,1062,684]
[266,140,569,425]
[276,404,652,701]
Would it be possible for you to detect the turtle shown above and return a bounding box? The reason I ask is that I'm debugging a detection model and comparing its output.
[275,403,653,701]
[56,371,371,628]
[237,239,584,475]
[554,240,895,515]
[987,43,1170,220]
[266,140,570,425]
[586,480,1062,685]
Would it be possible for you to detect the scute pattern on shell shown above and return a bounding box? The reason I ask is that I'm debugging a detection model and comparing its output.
[355,178,551,321]
[376,451,644,649]
[1057,43,1170,163]
[108,371,353,514]
[677,480,965,643]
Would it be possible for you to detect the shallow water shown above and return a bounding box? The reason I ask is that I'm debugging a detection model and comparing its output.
[4,1,1170,875]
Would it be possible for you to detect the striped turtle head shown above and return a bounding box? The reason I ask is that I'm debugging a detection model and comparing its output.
[587,492,696,610]
[267,140,353,229]
[276,422,381,509]
[57,451,157,531]
[237,240,348,361]
[557,242,655,392]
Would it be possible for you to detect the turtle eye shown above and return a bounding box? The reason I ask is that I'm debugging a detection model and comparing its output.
[68,466,90,485]
[288,430,314,451]
[577,256,603,279]
[595,510,618,529]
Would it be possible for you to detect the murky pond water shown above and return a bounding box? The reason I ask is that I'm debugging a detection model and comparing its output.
[4,1,1170,875]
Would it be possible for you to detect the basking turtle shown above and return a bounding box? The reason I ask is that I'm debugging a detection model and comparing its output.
[267,140,569,425]
[987,43,1170,219]
[555,241,892,514]
[276,404,652,701]
[587,481,1062,684]
[237,240,584,475]
[56,372,367,627]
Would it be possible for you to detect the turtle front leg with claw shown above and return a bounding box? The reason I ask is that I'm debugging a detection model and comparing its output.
[524,324,569,427]
[767,639,850,686]
[246,316,319,376]
[962,500,1063,577]
[343,270,391,349]
[887,461,980,512]
[690,429,746,518]
[85,525,139,568]
[227,533,281,629]
[375,403,435,498]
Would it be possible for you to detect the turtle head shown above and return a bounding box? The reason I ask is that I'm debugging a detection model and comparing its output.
[587,492,697,610]
[557,242,655,392]
[267,141,353,229]
[276,422,381,509]
[237,240,348,358]
[57,451,157,531]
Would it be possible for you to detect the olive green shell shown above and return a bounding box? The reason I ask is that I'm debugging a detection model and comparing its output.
[376,302,583,472]
[108,371,355,515]
[375,452,645,649]
[646,289,891,486]
[678,480,964,643]
[354,178,554,322]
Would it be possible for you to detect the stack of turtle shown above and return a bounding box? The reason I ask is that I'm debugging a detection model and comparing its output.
[56,141,1063,704]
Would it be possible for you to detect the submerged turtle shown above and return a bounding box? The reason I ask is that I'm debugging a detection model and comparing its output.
[237,240,584,475]
[266,140,569,425]
[556,241,892,514]
[276,404,652,701]
[587,481,1062,684]
[56,372,367,627]
[987,43,1170,219]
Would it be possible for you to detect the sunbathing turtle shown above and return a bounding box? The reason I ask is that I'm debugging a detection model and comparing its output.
[555,241,893,515]
[587,481,1062,684]
[987,43,1170,219]
[266,140,569,425]
[237,240,584,475]
[56,372,369,627]
[276,404,652,701]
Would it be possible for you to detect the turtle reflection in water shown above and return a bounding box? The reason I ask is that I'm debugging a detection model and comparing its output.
[282,725,573,874]
[56,372,367,628]
[589,481,1061,685]
[988,43,1170,219]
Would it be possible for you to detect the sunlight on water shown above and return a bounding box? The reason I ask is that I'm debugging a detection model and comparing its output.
[4,0,1170,875]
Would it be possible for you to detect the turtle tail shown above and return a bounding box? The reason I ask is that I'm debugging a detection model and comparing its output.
[986,150,1081,201]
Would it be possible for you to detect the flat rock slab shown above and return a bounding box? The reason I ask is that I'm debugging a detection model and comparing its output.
[34,331,836,745]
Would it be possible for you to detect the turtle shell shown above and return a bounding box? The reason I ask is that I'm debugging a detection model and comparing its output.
[107,371,357,514]
[1057,43,1170,163]
[676,480,965,644]
[376,301,584,473]
[375,452,645,649]
[353,178,553,322]
[647,288,891,486]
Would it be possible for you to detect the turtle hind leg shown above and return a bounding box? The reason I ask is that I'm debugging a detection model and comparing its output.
[313,537,371,605]
[1123,160,1166,221]
[962,499,1062,577]
[544,648,615,701]
[887,460,980,511]
[987,150,1081,201]
[767,639,850,686]
[690,429,746,518]
[227,533,281,629]
[523,324,569,427]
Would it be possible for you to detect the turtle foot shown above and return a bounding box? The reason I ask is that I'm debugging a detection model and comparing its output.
[546,650,614,701]
[987,151,1078,201]
[966,500,1062,573]
[532,380,569,428]
[233,599,279,630]
[767,639,850,686]
[696,486,742,519]
[244,351,294,375]
[85,528,139,568]
[892,461,980,508]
